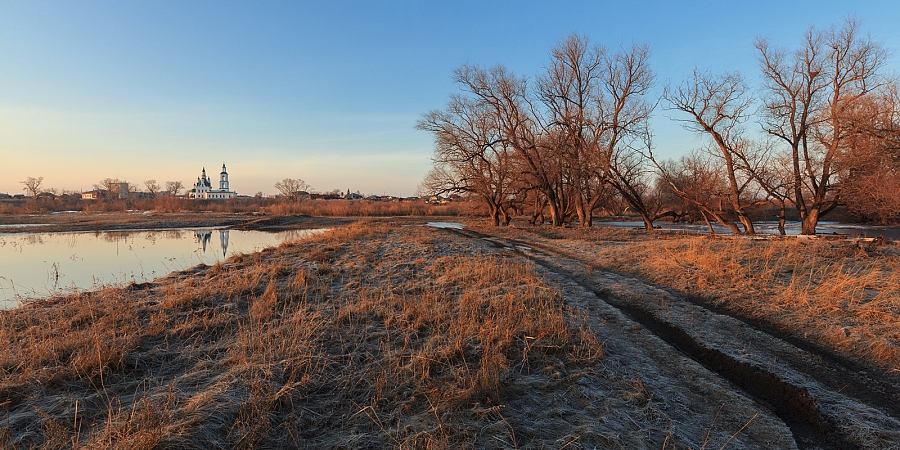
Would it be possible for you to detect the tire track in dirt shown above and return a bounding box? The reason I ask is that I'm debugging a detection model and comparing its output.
[447,227,900,449]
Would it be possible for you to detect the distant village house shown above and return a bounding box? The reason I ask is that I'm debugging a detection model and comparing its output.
[81,182,128,200]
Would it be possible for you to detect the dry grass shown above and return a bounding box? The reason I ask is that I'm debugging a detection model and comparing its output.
[0,223,606,448]
[486,223,900,372]
[624,236,900,370]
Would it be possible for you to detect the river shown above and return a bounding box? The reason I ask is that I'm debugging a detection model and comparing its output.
[0,228,325,308]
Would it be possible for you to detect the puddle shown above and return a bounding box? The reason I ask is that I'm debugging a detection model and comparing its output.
[426,222,465,229]
[0,224,47,229]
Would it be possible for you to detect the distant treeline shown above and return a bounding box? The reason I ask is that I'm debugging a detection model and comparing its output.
[0,195,473,218]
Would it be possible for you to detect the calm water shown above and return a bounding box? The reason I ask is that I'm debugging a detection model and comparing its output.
[0,228,325,307]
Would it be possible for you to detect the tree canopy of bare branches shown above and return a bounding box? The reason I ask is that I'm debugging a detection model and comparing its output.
[417,94,517,226]
[593,43,657,230]
[165,181,184,197]
[661,70,762,234]
[421,34,657,228]
[756,18,892,234]
[144,180,161,197]
[274,178,312,199]
[20,176,44,198]
[421,21,899,229]
[93,178,130,200]
[454,63,575,225]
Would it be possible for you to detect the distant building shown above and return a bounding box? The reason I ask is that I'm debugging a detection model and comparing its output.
[82,183,128,200]
[115,182,129,199]
[190,163,237,199]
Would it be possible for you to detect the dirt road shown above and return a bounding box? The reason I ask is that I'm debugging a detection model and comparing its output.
[448,226,900,449]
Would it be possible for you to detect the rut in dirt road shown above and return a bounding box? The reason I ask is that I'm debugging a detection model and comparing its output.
[447,227,900,450]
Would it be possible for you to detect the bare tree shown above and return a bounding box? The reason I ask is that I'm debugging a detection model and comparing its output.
[596,44,658,230]
[144,180,161,197]
[165,181,184,196]
[93,178,134,200]
[756,19,891,234]
[434,35,657,228]
[536,34,606,227]
[417,94,517,226]
[20,176,44,198]
[653,152,729,233]
[753,147,795,234]
[274,178,312,198]
[454,64,577,226]
[664,70,761,234]
[93,178,118,200]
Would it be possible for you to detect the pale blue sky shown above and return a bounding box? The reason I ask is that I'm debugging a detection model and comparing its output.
[2,1,898,196]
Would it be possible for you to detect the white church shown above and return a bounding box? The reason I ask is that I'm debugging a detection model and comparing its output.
[190,163,237,199]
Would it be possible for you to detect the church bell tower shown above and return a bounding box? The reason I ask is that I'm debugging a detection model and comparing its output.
[220,163,229,190]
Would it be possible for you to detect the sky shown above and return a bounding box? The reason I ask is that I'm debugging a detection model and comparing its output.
[2,1,899,197]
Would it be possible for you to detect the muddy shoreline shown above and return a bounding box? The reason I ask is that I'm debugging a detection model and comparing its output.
[0,212,359,234]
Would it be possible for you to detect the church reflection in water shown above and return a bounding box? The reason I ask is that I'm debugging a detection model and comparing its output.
[194,230,230,257]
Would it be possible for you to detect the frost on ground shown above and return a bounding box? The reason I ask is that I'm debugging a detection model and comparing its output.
[0,223,795,449]
[469,223,900,449]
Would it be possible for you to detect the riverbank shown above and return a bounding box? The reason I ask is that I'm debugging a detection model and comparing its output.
[0,222,796,449]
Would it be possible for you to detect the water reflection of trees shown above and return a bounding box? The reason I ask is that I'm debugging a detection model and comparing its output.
[0,238,21,253]
[160,230,185,240]
[22,235,45,246]
[66,234,79,249]
[101,231,133,243]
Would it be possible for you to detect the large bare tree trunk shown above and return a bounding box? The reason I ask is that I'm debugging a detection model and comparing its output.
[801,210,820,236]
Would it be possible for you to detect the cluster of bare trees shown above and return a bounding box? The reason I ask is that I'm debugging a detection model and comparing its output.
[14,177,185,201]
[419,34,658,228]
[92,179,184,198]
[420,21,900,233]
